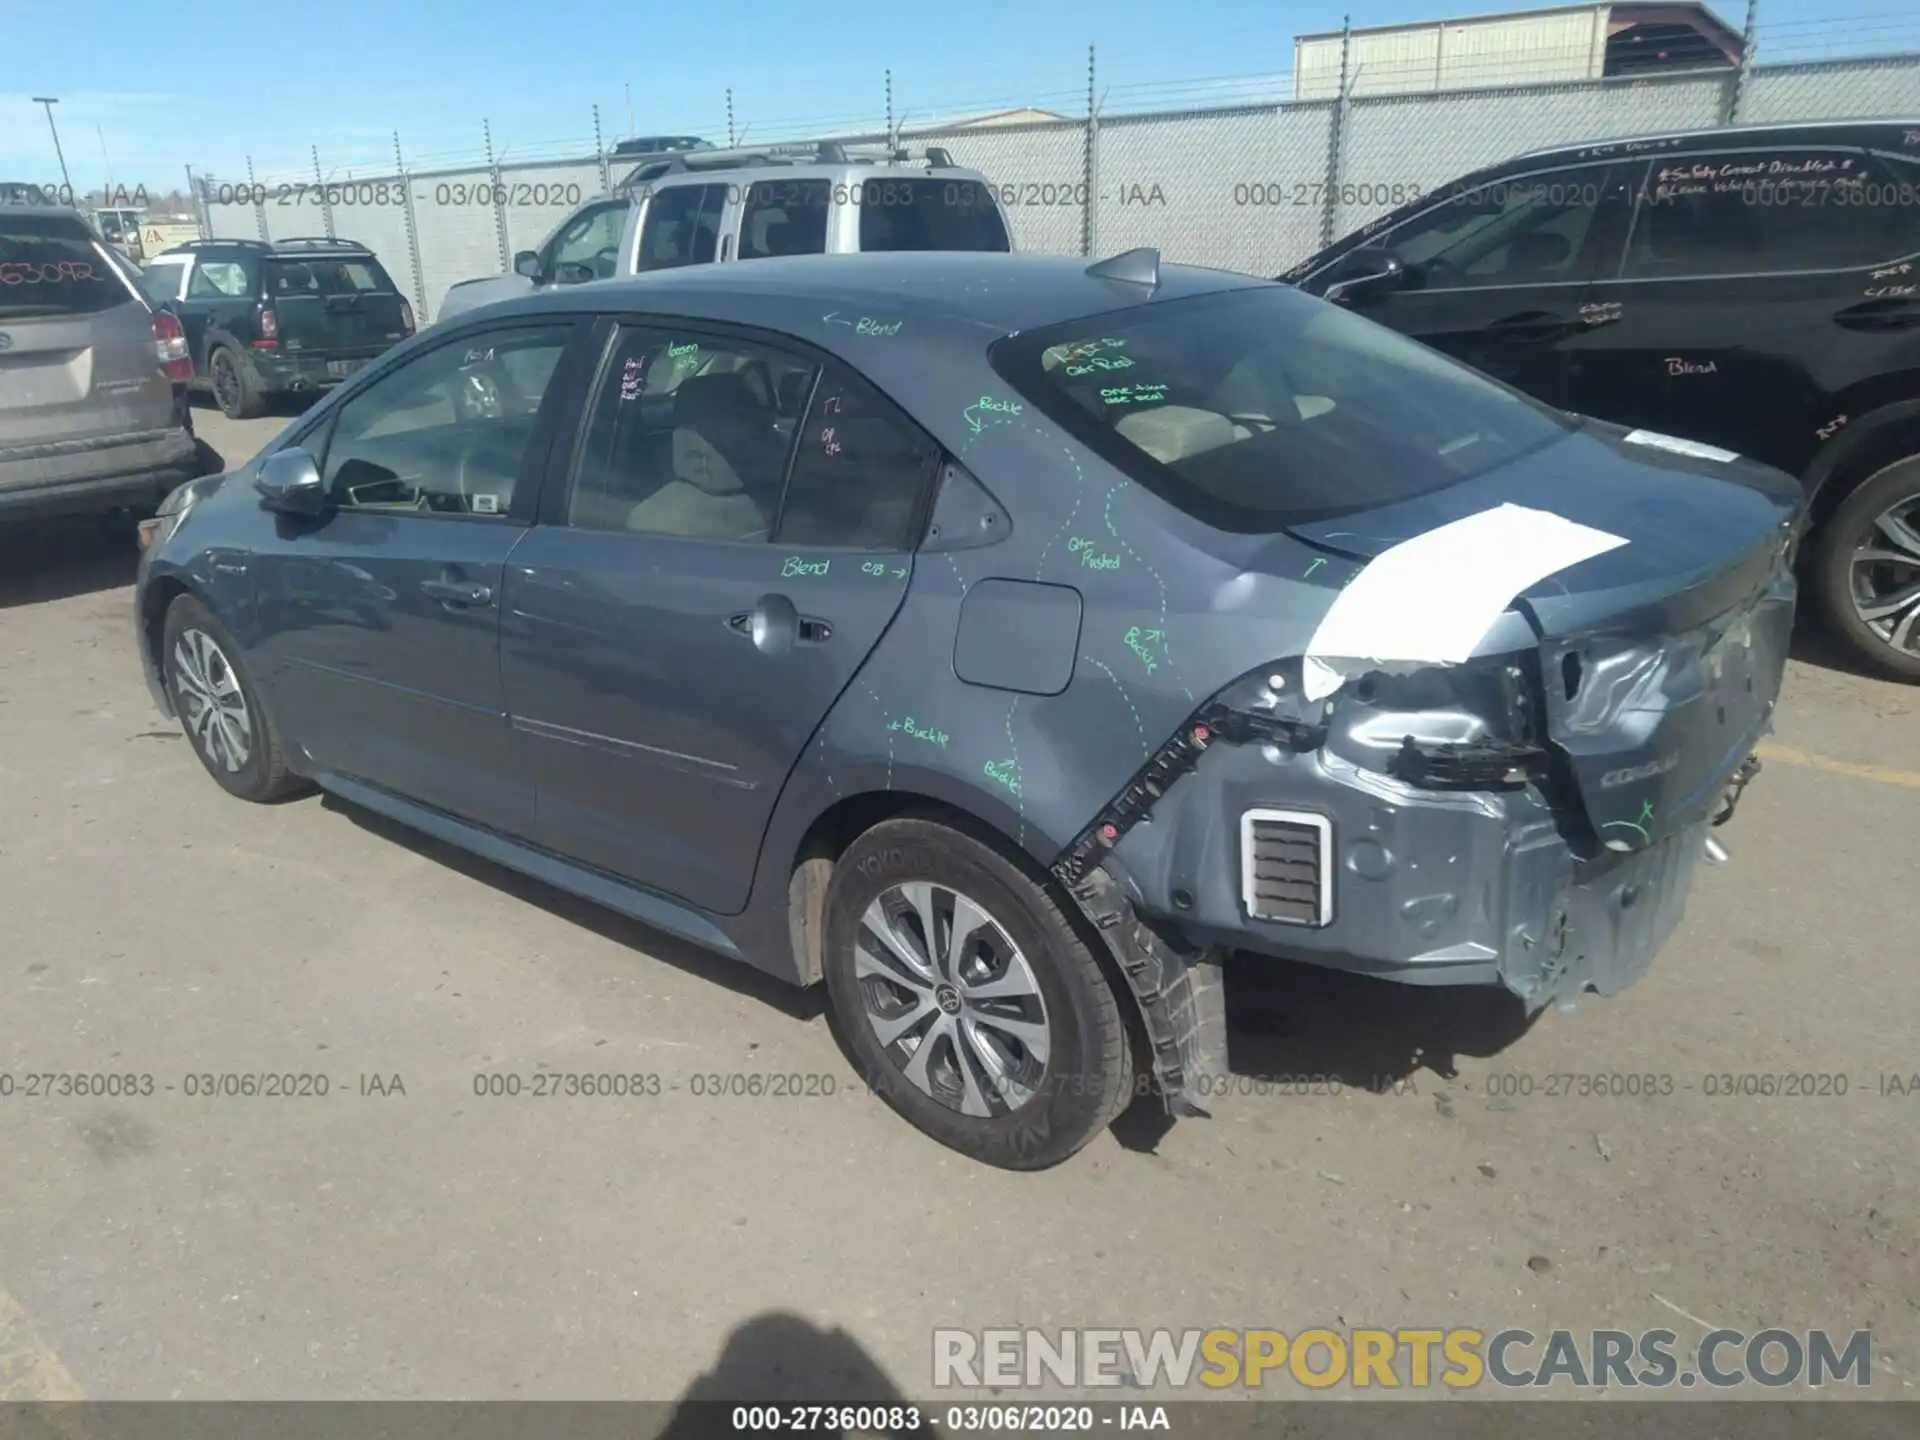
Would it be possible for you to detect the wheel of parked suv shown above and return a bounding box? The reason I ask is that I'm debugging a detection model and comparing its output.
[822,817,1134,1169]
[162,594,304,802]
[1811,454,1920,683]
[209,346,264,420]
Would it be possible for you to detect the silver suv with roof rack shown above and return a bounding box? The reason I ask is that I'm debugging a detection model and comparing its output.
[436,141,1014,323]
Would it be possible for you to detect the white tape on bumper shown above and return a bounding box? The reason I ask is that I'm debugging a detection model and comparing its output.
[1301,502,1629,703]
[1623,429,1740,463]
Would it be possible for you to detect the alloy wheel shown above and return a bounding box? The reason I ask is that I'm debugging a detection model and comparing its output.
[173,628,253,772]
[212,353,239,414]
[1850,491,1920,658]
[855,882,1052,1118]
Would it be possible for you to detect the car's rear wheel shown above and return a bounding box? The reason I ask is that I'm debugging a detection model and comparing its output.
[822,817,1134,1169]
[210,346,264,420]
[1812,455,1920,683]
[162,594,303,801]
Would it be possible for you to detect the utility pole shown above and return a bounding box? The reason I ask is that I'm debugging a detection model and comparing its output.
[32,97,74,204]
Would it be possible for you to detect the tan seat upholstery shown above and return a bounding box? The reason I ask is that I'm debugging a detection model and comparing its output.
[625,372,785,540]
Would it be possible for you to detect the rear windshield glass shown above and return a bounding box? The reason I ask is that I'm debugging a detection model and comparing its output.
[989,286,1575,531]
[265,256,396,297]
[0,213,132,318]
[859,180,1010,253]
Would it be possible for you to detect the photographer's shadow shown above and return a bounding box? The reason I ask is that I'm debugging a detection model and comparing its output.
[655,1311,914,1439]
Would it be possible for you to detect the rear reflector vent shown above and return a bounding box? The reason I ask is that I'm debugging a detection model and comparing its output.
[1240,809,1332,927]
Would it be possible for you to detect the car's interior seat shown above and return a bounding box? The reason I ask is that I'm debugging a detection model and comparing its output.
[626,372,785,539]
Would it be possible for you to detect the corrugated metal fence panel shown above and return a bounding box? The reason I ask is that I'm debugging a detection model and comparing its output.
[495,159,611,267]
[905,121,1089,255]
[1332,69,1732,235]
[1739,54,1920,124]
[1097,104,1334,276]
[408,166,521,324]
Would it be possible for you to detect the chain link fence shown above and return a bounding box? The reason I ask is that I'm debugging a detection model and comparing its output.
[192,49,1920,324]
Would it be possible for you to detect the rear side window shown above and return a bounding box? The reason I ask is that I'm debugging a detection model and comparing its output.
[0,212,131,317]
[638,184,725,270]
[778,363,939,549]
[859,179,1010,253]
[1624,148,1909,278]
[739,180,830,260]
[266,257,396,296]
[992,286,1575,533]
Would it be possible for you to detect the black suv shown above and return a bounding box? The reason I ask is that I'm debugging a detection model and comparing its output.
[1287,119,1920,680]
[137,237,415,419]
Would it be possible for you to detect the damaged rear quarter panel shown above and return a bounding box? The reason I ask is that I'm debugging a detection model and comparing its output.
[793,407,1349,870]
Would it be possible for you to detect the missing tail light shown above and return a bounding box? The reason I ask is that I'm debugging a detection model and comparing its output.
[151,310,192,381]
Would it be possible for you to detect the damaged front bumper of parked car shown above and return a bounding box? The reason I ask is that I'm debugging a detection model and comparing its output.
[1052,548,1796,1116]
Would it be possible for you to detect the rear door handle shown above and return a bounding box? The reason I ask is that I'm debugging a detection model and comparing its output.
[1486,310,1577,343]
[1833,299,1920,332]
[421,577,493,607]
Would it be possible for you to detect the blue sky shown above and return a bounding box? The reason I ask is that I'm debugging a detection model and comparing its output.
[2,0,1897,194]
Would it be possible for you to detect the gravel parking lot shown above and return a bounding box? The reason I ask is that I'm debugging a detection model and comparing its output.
[1,404,1916,1406]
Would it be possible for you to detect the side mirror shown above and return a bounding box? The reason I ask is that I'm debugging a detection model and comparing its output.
[254,447,329,516]
[1323,249,1406,306]
[512,250,544,281]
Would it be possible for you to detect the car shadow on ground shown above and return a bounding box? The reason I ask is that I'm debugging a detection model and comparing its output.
[654,1311,915,1426]
[0,518,140,610]
[319,794,824,1023]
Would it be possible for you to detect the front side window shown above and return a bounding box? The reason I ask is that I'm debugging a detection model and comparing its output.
[1375,165,1612,289]
[313,325,572,517]
[636,184,725,271]
[992,285,1575,533]
[567,326,817,541]
[547,201,628,282]
[187,260,252,298]
[139,258,187,306]
[1624,148,1907,279]
[859,179,1010,253]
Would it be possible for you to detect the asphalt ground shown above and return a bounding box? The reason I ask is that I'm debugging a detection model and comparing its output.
[0,403,1914,1412]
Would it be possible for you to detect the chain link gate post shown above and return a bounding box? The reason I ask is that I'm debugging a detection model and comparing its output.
[395,132,429,327]
[1082,45,1099,257]
[247,156,269,240]
[1725,0,1760,124]
[593,105,612,196]
[484,119,510,273]
[311,144,336,238]
[1320,15,1351,251]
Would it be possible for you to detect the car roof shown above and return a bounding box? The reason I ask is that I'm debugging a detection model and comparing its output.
[1,204,91,222]
[1512,116,1920,165]
[476,250,1270,336]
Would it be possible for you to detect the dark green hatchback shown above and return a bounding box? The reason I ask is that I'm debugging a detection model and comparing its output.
[139,237,415,418]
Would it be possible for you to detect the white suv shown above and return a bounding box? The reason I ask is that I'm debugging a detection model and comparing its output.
[438,142,1014,322]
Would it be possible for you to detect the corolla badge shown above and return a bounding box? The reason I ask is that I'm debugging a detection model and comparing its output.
[1601,754,1681,788]
[0,332,13,352]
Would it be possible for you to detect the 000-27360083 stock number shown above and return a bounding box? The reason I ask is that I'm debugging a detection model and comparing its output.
[204,181,585,208]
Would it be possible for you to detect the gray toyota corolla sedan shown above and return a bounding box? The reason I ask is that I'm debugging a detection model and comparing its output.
[134,249,1801,1168]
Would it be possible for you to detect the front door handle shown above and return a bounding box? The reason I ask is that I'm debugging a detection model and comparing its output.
[421,577,493,607]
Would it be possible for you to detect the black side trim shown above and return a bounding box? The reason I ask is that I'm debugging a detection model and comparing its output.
[1064,864,1225,1118]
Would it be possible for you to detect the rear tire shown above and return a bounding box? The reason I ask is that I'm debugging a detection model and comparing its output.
[162,594,304,802]
[210,346,264,420]
[822,818,1134,1169]
[1811,455,1920,683]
